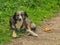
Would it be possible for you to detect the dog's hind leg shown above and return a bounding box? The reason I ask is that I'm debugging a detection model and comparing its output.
[31,23,36,31]
[27,30,38,37]
[26,25,38,37]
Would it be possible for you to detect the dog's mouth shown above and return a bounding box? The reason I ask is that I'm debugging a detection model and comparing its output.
[16,19,22,21]
[19,19,21,21]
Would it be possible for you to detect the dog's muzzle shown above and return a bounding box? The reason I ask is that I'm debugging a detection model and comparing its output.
[19,19,21,21]
[18,15,22,21]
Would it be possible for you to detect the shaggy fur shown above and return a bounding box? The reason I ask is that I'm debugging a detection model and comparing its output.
[10,11,38,37]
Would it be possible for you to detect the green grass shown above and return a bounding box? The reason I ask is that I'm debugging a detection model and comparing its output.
[0,0,60,45]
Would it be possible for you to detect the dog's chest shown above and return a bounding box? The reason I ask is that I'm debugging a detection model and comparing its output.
[15,21,23,29]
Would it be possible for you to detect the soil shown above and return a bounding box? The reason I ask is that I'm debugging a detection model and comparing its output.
[6,13,60,45]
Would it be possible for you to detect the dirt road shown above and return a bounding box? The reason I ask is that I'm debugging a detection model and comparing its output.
[6,13,60,45]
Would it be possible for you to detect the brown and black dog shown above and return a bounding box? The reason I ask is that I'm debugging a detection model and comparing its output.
[10,11,38,37]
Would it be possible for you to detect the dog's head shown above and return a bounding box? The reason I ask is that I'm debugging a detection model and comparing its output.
[13,11,28,21]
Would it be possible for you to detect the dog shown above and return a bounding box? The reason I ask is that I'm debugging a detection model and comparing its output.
[10,11,38,37]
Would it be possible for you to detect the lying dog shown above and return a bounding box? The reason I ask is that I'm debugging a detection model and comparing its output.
[10,11,38,37]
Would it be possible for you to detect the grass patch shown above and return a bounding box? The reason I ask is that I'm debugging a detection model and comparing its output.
[0,0,60,45]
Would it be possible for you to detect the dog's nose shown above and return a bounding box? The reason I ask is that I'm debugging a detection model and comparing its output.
[19,19,21,21]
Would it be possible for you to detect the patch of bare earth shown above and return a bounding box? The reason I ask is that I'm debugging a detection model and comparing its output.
[6,13,60,45]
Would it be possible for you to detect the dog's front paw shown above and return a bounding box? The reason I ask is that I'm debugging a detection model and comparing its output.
[12,34,17,38]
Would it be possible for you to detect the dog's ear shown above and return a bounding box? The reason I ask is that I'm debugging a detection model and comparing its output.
[13,12,16,20]
[24,12,28,17]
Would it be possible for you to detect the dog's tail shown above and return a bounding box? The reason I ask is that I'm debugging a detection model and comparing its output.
[27,30,38,37]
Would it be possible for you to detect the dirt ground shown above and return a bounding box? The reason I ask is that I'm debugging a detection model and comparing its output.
[6,13,60,45]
